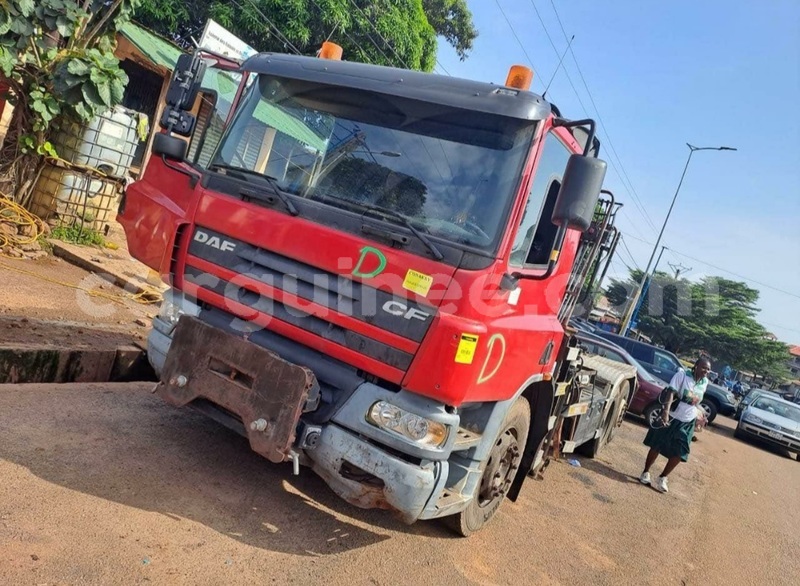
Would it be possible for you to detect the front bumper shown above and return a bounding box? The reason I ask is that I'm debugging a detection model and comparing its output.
[718,401,737,417]
[739,422,800,453]
[146,313,453,523]
[306,424,446,524]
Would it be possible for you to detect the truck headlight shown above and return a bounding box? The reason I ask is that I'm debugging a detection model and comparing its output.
[158,297,184,326]
[157,290,200,328]
[367,401,448,448]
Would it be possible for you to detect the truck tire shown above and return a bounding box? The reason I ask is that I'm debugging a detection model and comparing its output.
[699,398,718,423]
[445,396,530,537]
[577,398,618,459]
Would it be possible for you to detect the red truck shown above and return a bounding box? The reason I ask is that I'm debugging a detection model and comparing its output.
[119,44,634,536]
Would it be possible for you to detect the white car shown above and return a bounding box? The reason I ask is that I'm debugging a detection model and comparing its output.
[735,394,800,461]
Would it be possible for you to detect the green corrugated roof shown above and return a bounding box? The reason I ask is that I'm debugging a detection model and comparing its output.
[119,22,183,70]
[118,23,327,152]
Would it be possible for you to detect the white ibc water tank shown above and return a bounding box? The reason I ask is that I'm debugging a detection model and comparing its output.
[31,106,142,231]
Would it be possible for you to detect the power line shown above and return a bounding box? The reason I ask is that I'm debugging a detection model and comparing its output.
[526,0,658,234]
[344,0,451,75]
[545,0,659,234]
[235,0,302,55]
[620,232,800,300]
[666,249,800,301]
[525,0,586,108]
[618,235,642,271]
[759,321,800,336]
[493,0,542,83]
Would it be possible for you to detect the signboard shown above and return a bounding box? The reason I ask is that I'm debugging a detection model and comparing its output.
[199,19,257,62]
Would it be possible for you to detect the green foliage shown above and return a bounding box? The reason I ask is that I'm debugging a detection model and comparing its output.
[421,0,476,60]
[50,223,106,247]
[606,270,792,381]
[0,0,136,156]
[135,0,477,72]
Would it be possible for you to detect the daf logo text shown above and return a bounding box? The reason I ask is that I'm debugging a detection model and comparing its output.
[194,230,236,252]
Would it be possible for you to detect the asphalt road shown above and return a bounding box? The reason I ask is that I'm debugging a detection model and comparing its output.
[1,383,798,586]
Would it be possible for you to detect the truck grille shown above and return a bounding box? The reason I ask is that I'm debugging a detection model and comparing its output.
[182,226,435,377]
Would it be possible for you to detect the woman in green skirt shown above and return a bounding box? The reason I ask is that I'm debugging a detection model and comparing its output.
[640,357,711,493]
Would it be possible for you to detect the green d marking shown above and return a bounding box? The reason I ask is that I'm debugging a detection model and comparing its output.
[352,246,387,279]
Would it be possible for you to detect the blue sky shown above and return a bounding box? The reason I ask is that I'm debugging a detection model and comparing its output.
[435,0,800,345]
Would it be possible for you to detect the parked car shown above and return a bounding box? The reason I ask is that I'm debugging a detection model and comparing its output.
[573,332,664,426]
[735,394,800,461]
[734,388,782,420]
[593,332,736,422]
[568,317,597,334]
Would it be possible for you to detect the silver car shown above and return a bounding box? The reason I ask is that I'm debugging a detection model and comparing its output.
[735,394,800,461]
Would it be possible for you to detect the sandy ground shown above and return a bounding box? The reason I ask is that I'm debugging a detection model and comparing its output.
[0,383,798,586]
[0,255,155,342]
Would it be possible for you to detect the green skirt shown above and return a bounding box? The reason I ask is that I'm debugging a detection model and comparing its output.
[643,418,696,462]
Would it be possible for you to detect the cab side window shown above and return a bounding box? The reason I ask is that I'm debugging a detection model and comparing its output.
[510,133,572,267]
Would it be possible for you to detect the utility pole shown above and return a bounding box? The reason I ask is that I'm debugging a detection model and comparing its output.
[668,262,691,279]
[625,245,667,334]
[619,143,737,335]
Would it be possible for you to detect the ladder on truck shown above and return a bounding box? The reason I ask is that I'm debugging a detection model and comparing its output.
[557,191,621,326]
[538,191,624,469]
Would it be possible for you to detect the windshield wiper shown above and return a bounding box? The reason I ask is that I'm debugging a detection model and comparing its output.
[311,192,443,260]
[209,163,299,216]
[365,206,443,261]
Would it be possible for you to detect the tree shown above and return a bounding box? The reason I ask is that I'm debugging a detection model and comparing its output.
[606,270,791,380]
[135,0,477,71]
[0,0,138,201]
[421,0,476,60]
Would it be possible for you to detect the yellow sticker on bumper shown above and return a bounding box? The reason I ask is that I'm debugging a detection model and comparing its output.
[403,269,433,296]
[455,334,479,364]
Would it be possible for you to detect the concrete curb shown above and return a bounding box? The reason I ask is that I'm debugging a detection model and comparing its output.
[49,240,165,299]
[0,344,156,384]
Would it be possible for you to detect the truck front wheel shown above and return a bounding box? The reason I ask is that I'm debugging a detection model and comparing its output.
[446,396,530,537]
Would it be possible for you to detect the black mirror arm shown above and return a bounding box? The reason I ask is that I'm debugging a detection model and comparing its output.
[162,155,201,188]
[552,118,597,157]
[505,226,568,287]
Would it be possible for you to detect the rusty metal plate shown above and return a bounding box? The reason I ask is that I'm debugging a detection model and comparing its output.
[157,316,317,463]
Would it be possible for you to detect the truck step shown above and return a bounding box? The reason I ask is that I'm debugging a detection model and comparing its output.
[452,427,482,451]
[434,488,470,512]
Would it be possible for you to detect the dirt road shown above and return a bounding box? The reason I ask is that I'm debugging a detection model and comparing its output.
[1,383,798,586]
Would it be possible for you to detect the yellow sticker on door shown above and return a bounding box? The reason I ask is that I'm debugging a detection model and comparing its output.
[455,334,479,364]
[403,269,433,296]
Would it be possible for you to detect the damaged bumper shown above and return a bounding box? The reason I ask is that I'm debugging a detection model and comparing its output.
[148,309,454,524]
[307,424,445,524]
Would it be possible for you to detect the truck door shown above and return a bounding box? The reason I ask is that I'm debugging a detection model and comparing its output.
[503,125,584,368]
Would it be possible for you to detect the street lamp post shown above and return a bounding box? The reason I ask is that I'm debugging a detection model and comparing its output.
[619,143,736,336]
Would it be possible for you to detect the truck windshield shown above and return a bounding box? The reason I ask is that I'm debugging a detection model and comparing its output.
[211,75,537,251]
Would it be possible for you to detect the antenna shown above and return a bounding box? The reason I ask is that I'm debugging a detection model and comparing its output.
[543,34,574,98]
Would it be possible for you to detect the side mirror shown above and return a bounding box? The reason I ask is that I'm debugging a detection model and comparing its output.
[166,54,206,111]
[551,155,607,232]
[152,132,188,161]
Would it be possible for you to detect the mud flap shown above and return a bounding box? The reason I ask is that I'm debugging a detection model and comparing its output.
[507,382,569,502]
[157,316,317,463]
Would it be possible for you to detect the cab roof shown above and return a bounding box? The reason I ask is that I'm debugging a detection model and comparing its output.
[240,53,552,122]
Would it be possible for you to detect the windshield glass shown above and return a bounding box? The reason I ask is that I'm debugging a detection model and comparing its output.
[752,398,800,422]
[211,75,537,250]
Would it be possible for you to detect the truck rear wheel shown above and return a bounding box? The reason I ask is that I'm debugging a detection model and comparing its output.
[446,396,530,537]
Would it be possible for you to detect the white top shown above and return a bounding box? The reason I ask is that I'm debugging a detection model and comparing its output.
[669,369,708,423]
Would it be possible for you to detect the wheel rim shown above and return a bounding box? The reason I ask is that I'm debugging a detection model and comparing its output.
[477,428,521,508]
[648,407,663,427]
[700,402,712,418]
